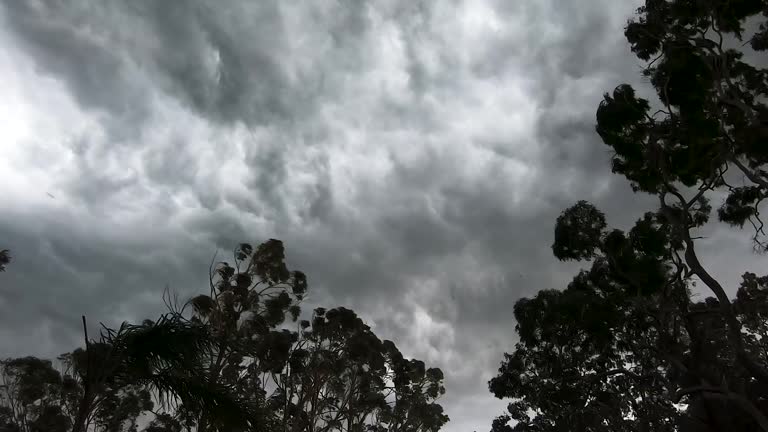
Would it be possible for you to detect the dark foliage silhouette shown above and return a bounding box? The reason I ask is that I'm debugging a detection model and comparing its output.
[0,240,447,432]
[491,1,768,431]
[172,239,448,432]
[268,306,448,432]
[0,250,10,272]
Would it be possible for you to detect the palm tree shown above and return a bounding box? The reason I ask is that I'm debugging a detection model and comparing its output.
[70,313,263,432]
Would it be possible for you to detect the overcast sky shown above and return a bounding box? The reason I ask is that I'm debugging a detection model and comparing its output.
[1,1,765,431]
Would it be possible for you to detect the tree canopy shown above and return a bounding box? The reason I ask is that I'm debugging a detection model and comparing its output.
[491,1,768,431]
[0,240,448,432]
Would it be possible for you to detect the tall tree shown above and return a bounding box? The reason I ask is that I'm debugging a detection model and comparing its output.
[491,205,768,430]
[271,307,448,432]
[0,239,448,432]
[491,0,768,430]
[0,313,253,432]
[69,313,261,432]
[597,0,768,390]
[174,239,308,431]
[173,239,448,432]
[0,357,73,432]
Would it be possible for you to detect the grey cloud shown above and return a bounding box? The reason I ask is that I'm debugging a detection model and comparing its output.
[2,0,422,129]
[4,0,763,431]
[3,1,296,126]
[2,3,151,150]
[0,210,211,358]
[143,136,200,186]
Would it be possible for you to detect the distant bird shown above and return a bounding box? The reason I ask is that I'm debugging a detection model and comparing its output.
[46,192,55,199]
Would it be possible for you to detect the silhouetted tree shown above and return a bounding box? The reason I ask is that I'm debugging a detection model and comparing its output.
[0,238,446,431]
[169,239,448,432]
[0,357,72,432]
[1,315,262,432]
[272,307,448,432]
[491,1,768,430]
[165,239,308,431]
[71,312,264,432]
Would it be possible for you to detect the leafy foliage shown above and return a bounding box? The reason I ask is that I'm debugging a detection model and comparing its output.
[597,0,768,250]
[490,257,680,431]
[171,239,448,432]
[0,239,447,432]
[0,357,72,432]
[491,1,768,431]
[270,307,448,432]
[551,201,607,261]
[492,203,768,430]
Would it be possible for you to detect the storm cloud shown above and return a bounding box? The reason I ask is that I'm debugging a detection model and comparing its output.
[1,1,764,430]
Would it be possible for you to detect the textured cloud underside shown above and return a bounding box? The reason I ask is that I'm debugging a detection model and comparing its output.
[2,1,763,431]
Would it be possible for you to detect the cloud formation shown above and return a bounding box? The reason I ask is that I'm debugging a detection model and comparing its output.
[1,1,764,430]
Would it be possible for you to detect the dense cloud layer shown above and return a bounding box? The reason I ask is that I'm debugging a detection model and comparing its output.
[1,1,764,430]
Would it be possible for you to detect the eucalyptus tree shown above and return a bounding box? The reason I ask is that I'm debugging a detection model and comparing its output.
[490,0,768,430]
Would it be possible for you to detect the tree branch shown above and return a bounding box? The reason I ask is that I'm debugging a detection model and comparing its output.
[674,386,768,432]
[659,193,768,386]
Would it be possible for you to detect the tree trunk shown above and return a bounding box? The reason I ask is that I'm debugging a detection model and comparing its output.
[682,238,768,386]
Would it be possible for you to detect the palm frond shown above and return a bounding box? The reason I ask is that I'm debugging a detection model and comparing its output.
[94,313,267,429]
[139,371,266,430]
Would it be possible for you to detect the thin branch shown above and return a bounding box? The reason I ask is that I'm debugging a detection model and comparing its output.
[659,192,768,386]
[732,157,768,189]
[208,250,219,298]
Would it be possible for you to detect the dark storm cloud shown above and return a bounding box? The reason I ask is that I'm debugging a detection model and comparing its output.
[5,0,762,431]
[0,208,212,356]
[3,1,304,126]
